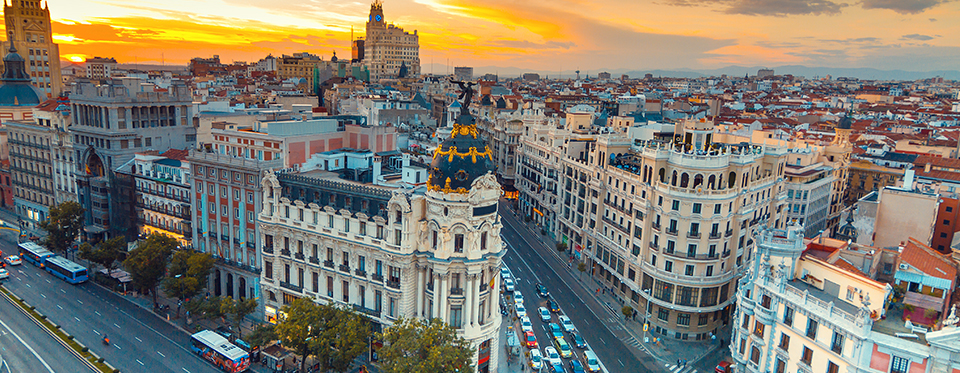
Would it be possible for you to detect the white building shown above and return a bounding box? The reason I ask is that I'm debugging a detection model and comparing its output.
[364,0,420,80]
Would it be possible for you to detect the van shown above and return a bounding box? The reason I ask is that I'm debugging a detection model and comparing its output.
[583,350,600,372]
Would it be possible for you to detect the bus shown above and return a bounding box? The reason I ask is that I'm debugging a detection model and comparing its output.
[44,256,88,284]
[189,330,251,373]
[18,242,54,267]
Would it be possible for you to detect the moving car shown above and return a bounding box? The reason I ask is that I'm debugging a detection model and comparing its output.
[554,338,572,358]
[571,332,587,349]
[544,346,562,367]
[525,330,538,349]
[583,350,601,372]
[537,283,550,297]
[503,278,516,292]
[551,362,565,373]
[548,299,561,313]
[529,348,543,370]
[538,307,552,322]
[4,255,21,266]
[516,304,527,319]
[549,323,564,340]
[570,360,586,373]
[559,316,576,333]
[0,268,8,280]
[521,316,534,333]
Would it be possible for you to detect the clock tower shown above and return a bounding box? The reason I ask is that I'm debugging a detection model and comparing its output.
[367,0,385,28]
[363,0,420,80]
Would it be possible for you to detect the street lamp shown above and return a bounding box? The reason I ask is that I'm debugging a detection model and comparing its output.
[175,274,183,317]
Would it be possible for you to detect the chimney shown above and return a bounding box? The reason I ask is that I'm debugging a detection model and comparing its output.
[903,168,915,190]
[925,163,931,173]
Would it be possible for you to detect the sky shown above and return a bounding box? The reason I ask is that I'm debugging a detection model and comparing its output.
[4,0,960,73]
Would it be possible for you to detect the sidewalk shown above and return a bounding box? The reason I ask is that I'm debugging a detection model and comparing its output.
[504,202,724,369]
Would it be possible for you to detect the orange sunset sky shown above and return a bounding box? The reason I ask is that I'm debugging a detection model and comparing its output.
[4,0,959,73]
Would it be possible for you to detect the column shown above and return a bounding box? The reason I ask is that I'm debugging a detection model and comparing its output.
[438,273,448,322]
[465,274,475,326]
[416,265,424,317]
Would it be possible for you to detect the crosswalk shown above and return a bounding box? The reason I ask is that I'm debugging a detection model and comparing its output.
[664,363,698,373]
[621,335,641,348]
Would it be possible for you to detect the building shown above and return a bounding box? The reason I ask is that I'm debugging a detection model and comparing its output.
[364,0,420,80]
[476,114,523,188]
[846,159,904,205]
[189,55,248,77]
[757,69,774,78]
[129,150,193,248]
[85,57,118,79]
[783,160,834,238]
[521,73,540,81]
[872,178,939,250]
[352,39,365,62]
[0,45,45,122]
[70,77,196,241]
[731,224,960,373]
[454,67,473,81]
[277,52,328,94]
[31,97,77,205]
[1,0,62,97]
[259,95,503,372]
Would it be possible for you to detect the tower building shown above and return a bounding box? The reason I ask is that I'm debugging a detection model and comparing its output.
[2,0,62,96]
[364,0,420,80]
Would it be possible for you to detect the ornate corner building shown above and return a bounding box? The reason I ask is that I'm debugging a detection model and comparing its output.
[258,98,504,372]
[1,0,62,97]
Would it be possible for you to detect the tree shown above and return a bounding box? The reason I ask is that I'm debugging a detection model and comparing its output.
[79,236,126,274]
[275,298,320,373]
[378,317,473,373]
[123,233,176,306]
[221,297,258,338]
[161,250,215,316]
[326,309,371,372]
[185,296,225,322]
[275,299,371,373]
[577,262,587,279]
[39,201,85,255]
[556,242,568,253]
[246,324,277,350]
[622,306,634,320]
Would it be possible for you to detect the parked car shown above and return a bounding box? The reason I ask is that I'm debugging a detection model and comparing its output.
[513,291,524,306]
[537,283,550,297]
[521,316,534,333]
[525,330,538,349]
[554,338,572,358]
[551,362,565,373]
[538,307,552,322]
[583,350,601,372]
[529,348,543,370]
[559,316,576,333]
[500,266,511,279]
[0,268,9,280]
[4,255,21,266]
[570,359,586,373]
[548,299,561,313]
[516,304,527,319]
[544,346,562,367]
[503,278,516,292]
[716,361,733,373]
[571,332,587,349]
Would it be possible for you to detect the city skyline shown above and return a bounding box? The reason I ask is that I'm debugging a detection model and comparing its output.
[1,0,957,73]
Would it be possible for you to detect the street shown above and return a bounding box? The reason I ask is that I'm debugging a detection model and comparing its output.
[499,201,662,373]
[0,231,221,373]
[0,286,94,373]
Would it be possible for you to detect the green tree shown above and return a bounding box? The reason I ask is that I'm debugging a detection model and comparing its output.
[275,298,320,373]
[326,308,371,372]
[246,324,277,349]
[556,242,568,253]
[184,296,225,322]
[161,250,215,316]
[622,306,634,320]
[39,201,85,255]
[221,297,258,338]
[79,236,126,273]
[577,261,587,279]
[378,317,473,373]
[123,233,176,306]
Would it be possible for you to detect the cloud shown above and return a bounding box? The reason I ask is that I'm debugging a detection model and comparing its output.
[859,0,947,14]
[901,34,935,41]
[659,0,846,16]
[819,37,881,44]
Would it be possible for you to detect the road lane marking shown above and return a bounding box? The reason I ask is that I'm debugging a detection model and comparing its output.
[24,283,29,288]
[137,360,144,366]
[0,318,55,372]
[94,311,101,316]
[157,351,165,357]
[114,323,120,328]
[77,300,82,304]
[45,279,50,284]
[93,330,100,336]
[59,289,65,294]
[182,369,191,373]
[57,305,62,310]
[135,337,142,342]
[40,294,45,298]
[74,317,81,322]
[114,344,121,350]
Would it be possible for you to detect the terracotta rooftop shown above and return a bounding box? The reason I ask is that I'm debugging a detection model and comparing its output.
[160,149,190,161]
[900,238,957,282]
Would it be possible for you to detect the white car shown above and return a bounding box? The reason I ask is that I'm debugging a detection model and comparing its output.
[516,304,527,319]
[538,307,552,322]
[503,278,516,292]
[0,268,8,280]
[4,255,21,266]
[544,346,562,367]
[520,316,534,333]
[514,291,524,306]
[559,315,576,333]
[529,348,543,370]
[500,266,511,280]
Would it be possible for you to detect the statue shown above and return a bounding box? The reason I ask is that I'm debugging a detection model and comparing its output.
[451,79,477,109]
[945,304,959,327]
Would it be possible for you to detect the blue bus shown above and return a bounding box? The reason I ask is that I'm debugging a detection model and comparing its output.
[18,242,54,267]
[44,256,88,284]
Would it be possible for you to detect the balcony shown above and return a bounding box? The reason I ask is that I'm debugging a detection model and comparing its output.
[450,288,464,296]
[480,283,488,292]
[339,264,350,273]
[136,185,191,203]
[651,222,661,231]
[372,273,384,282]
[709,231,722,239]
[263,245,274,254]
[426,282,434,291]
[215,257,260,275]
[687,231,701,239]
[136,201,191,220]
[725,229,734,237]
[352,304,381,318]
[355,269,367,277]
[665,228,679,236]
[279,281,303,293]
[323,260,334,269]
[280,249,291,257]
[309,256,319,265]
[294,252,305,260]
[386,280,400,289]
[649,241,659,251]
[722,250,731,258]
[602,217,629,234]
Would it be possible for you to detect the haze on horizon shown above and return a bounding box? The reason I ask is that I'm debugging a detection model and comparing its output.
[4,0,959,73]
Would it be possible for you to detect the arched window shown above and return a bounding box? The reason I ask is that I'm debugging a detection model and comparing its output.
[728,172,736,189]
[671,170,678,186]
[680,173,690,188]
[708,175,716,190]
[693,174,704,189]
[659,168,666,183]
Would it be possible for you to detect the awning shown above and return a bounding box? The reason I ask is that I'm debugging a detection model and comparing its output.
[84,225,107,234]
[99,268,132,283]
[895,271,952,290]
[903,291,944,310]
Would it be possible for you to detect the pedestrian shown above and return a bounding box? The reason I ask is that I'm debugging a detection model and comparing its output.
[602,288,606,295]
[596,288,600,295]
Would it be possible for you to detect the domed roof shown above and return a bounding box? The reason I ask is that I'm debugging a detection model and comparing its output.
[835,213,858,242]
[838,112,852,130]
[0,45,44,107]
[427,114,495,194]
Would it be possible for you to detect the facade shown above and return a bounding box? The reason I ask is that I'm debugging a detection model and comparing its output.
[1,0,62,97]
[130,150,193,247]
[731,223,960,373]
[476,116,522,187]
[33,97,77,205]
[846,159,904,205]
[259,102,503,372]
[7,117,56,229]
[454,67,473,81]
[783,162,834,238]
[364,0,420,80]
[70,77,196,241]
[85,57,118,79]
[873,184,939,250]
[189,149,282,306]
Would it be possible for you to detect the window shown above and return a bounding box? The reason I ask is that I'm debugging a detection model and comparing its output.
[831,332,844,354]
[342,251,349,266]
[312,272,319,292]
[739,338,746,355]
[706,265,714,276]
[742,315,750,330]
[775,358,786,373]
[806,319,818,339]
[677,313,690,326]
[480,232,487,250]
[762,294,771,309]
[658,308,670,321]
[754,321,765,338]
[827,362,839,373]
[665,261,673,273]
[343,281,350,302]
[750,346,761,364]
[783,307,794,326]
[890,356,910,373]
[672,200,680,211]
[454,234,464,252]
[779,333,790,350]
[265,261,273,279]
[801,346,813,365]
[450,306,463,328]
[714,204,721,214]
[693,203,701,213]
[685,265,694,276]
[698,314,708,326]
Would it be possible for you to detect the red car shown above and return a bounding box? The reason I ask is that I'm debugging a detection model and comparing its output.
[525,330,538,348]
